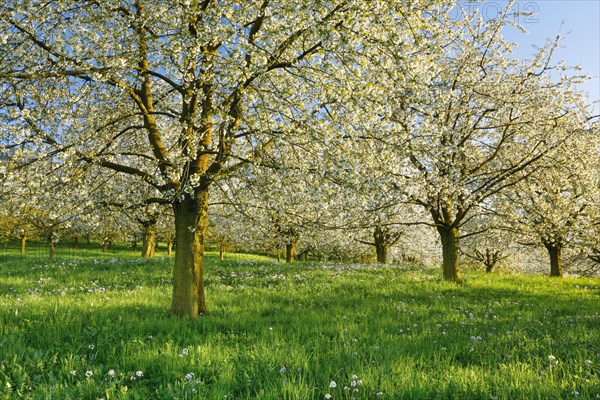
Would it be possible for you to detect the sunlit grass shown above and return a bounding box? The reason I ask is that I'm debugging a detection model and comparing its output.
[1,251,599,399]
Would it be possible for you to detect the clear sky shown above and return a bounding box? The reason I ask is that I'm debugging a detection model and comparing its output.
[458,0,600,116]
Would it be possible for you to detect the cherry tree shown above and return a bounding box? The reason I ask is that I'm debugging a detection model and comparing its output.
[498,124,600,277]
[336,3,592,283]
[1,1,440,317]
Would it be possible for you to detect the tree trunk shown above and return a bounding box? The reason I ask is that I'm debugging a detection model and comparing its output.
[171,191,209,318]
[485,249,493,273]
[375,243,388,264]
[219,241,225,261]
[19,235,26,254]
[141,220,157,258]
[286,237,298,263]
[373,224,388,264]
[166,241,173,256]
[544,242,563,277]
[48,233,56,258]
[437,225,463,284]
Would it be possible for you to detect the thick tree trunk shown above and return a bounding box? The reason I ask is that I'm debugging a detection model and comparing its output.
[141,220,157,258]
[171,191,209,318]
[375,243,387,264]
[437,225,463,284]
[373,224,388,264]
[544,242,563,277]
[286,237,298,263]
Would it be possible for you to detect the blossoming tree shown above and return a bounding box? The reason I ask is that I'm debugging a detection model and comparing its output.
[338,3,592,283]
[0,0,441,317]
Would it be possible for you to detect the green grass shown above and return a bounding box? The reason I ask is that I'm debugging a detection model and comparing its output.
[1,251,599,399]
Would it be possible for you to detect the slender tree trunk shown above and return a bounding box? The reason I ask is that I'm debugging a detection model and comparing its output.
[544,242,563,277]
[141,220,157,258]
[166,241,173,256]
[171,191,209,318]
[49,240,55,258]
[219,241,225,261]
[437,225,463,284]
[19,235,26,254]
[485,249,493,273]
[72,236,79,249]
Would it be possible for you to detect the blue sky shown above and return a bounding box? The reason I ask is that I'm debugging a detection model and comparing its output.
[458,0,599,116]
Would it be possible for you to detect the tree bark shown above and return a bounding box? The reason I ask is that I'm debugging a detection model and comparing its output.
[141,220,157,258]
[171,191,209,318]
[166,240,173,256]
[286,237,298,263]
[49,235,55,259]
[102,240,111,252]
[373,224,388,264]
[544,242,563,277]
[485,249,493,273]
[437,225,463,284]
[19,235,26,254]
[219,241,225,261]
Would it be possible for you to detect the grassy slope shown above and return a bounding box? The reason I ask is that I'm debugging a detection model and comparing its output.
[0,252,599,399]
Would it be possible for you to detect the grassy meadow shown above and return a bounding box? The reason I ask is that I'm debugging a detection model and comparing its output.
[1,249,599,399]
